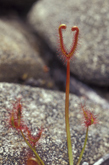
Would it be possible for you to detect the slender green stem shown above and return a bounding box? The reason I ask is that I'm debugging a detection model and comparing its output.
[65,60,73,165]
[76,127,89,165]
[20,130,45,165]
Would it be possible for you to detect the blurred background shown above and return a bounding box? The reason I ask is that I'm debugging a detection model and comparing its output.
[0,0,109,107]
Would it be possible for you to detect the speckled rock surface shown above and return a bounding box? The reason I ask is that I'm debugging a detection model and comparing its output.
[0,83,109,165]
[0,17,51,83]
[28,0,109,86]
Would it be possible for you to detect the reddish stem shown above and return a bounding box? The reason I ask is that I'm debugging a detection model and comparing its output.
[65,60,73,165]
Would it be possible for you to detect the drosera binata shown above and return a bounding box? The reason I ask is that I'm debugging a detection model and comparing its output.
[76,103,98,165]
[5,23,99,165]
[58,24,79,165]
[6,98,45,165]
[58,24,98,165]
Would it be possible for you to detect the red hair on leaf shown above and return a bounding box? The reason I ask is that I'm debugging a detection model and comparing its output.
[81,103,98,128]
[25,126,43,147]
[7,98,24,131]
[58,24,79,61]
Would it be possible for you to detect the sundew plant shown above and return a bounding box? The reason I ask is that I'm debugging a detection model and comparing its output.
[6,24,98,165]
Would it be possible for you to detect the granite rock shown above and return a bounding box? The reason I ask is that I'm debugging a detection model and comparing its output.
[0,17,51,84]
[0,83,109,165]
[28,0,109,86]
